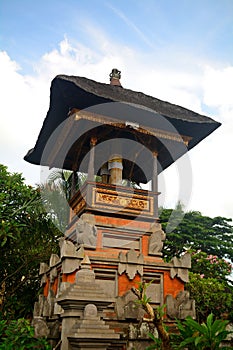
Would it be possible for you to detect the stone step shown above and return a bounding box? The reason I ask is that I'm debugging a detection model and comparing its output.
[71,332,120,339]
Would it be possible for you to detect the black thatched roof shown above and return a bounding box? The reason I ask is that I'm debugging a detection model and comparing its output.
[24,74,220,182]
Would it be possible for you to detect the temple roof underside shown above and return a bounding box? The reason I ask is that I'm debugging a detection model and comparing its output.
[24,75,220,184]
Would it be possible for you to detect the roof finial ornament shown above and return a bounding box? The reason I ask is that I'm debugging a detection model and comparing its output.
[109,68,122,87]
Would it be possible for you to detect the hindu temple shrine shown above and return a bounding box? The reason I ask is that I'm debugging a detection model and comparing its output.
[24,69,220,349]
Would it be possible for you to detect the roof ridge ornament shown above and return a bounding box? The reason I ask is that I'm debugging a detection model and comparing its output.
[110,68,122,87]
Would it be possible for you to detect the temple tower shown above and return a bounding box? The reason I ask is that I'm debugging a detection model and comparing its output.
[25,69,220,349]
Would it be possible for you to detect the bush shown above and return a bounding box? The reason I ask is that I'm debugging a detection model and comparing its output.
[0,318,51,350]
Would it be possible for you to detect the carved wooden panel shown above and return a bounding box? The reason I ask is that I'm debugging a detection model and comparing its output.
[70,182,157,219]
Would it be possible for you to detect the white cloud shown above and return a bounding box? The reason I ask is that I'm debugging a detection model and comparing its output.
[0,37,232,220]
[203,66,233,112]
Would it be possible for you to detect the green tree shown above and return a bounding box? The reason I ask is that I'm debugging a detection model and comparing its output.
[190,251,232,281]
[160,205,233,323]
[0,164,62,319]
[187,273,233,323]
[160,206,233,263]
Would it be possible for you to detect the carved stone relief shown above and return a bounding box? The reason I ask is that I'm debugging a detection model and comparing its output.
[49,254,60,267]
[75,214,97,248]
[166,290,196,319]
[31,317,50,338]
[39,262,49,275]
[115,290,145,320]
[170,253,191,282]
[118,249,144,280]
[148,223,166,256]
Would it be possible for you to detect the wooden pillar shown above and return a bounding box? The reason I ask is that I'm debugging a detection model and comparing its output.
[152,151,159,219]
[108,155,123,185]
[87,137,97,182]
[100,163,109,184]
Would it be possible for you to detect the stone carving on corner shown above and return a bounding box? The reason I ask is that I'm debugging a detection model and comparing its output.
[118,249,144,280]
[128,321,158,340]
[54,282,71,315]
[43,289,55,318]
[166,290,196,319]
[33,294,45,317]
[50,267,58,283]
[31,318,50,338]
[148,223,166,256]
[40,274,47,287]
[39,262,49,287]
[49,254,60,267]
[39,262,49,275]
[115,290,145,320]
[170,253,191,282]
[59,237,83,274]
[59,237,77,258]
[75,214,97,248]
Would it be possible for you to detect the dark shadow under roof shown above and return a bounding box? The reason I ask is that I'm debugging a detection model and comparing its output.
[24,74,221,181]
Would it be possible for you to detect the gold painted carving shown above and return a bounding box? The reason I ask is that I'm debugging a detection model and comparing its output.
[74,199,86,214]
[96,192,148,210]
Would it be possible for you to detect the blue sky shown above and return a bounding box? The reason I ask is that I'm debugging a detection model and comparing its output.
[0,0,233,220]
[2,0,233,71]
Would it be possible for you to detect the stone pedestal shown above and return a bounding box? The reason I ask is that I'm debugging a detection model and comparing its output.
[56,256,120,350]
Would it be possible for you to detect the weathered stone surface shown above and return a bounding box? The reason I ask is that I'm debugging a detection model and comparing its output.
[127,249,138,263]
[75,215,97,248]
[39,262,49,275]
[128,323,138,339]
[171,253,191,268]
[58,282,71,295]
[38,295,45,316]
[148,223,166,255]
[43,299,50,317]
[75,255,95,284]
[49,254,60,267]
[48,319,60,339]
[127,340,153,350]
[81,213,96,225]
[53,302,63,315]
[32,317,50,338]
[84,303,98,319]
[33,302,40,317]
[115,290,144,320]
[57,256,118,350]
[54,283,70,315]
[166,291,196,319]
[67,303,119,349]
[50,267,57,283]
[128,321,158,341]
[40,274,47,287]
[170,253,191,282]
[57,255,114,313]
[59,237,79,258]
[62,257,80,274]
[118,249,144,280]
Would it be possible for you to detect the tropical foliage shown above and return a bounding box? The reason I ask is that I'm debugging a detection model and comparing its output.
[160,204,233,263]
[0,164,62,319]
[0,318,51,349]
[174,313,231,350]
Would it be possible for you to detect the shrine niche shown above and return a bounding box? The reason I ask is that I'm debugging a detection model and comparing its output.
[24,69,220,349]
